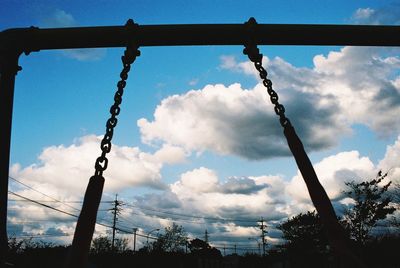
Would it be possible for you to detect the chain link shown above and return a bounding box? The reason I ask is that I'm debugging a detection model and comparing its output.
[94,19,141,177]
[243,18,291,128]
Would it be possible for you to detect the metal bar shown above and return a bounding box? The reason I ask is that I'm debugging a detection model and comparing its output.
[1,24,400,53]
[0,51,21,265]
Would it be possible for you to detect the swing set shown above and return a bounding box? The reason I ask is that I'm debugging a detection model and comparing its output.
[1,18,399,267]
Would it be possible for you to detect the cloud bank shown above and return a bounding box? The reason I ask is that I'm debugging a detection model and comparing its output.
[139,46,400,160]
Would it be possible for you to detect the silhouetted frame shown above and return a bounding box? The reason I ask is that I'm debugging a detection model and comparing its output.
[1,22,399,267]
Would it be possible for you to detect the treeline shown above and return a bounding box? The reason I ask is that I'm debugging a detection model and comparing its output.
[5,171,400,267]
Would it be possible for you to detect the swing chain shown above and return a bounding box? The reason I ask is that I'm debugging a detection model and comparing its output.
[94,19,141,177]
[243,18,291,128]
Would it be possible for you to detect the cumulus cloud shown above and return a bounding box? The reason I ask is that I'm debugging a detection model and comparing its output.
[140,45,400,160]
[122,138,400,236]
[170,168,288,222]
[379,136,400,183]
[138,82,348,160]
[223,46,400,136]
[13,135,397,245]
[286,151,376,205]
[350,5,400,25]
[8,135,187,238]
[10,135,174,196]
[218,177,268,195]
[312,47,400,135]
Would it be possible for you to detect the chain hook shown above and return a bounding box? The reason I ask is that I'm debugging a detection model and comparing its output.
[243,18,291,128]
[93,19,141,177]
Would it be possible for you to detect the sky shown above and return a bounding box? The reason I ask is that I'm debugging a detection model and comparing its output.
[2,0,400,254]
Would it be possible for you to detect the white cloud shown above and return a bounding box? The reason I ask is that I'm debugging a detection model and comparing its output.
[139,45,400,160]
[10,135,173,198]
[178,167,219,193]
[138,82,348,160]
[219,55,256,76]
[222,47,400,137]
[350,6,400,25]
[379,136,400,183]
[8,135,189,240]
[286,151,375,206]
[41,9,77,28]
[151,144,188,165]
[14,135,395,245]
[170,169,288,223]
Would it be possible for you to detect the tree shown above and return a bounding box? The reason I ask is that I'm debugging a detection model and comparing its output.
[90,235,128,254]
[342,171,396,245]
[278,210,328,252]
[151,223,187,253]
[188,238,210,252]
[389,182,400,230]
[8,236,26,254]
[188,238,222,258]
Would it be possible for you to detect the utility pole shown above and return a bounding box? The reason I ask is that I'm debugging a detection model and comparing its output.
[204,229,209,243]
[234,244,237,254]
[111,194,122,251]
[132,228,137,252]
[258,217,267,256]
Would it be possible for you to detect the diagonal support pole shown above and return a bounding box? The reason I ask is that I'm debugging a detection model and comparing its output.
[284,125,365,267]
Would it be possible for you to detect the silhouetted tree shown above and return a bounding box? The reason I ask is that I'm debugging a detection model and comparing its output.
[151,223,187,253]
[278,210,328,252]
[7,236,25,254]
[389,182,400,230]
[188,238,222,258]
[188,238,210,252]
[90,235,128,254]
[342,171,396,245]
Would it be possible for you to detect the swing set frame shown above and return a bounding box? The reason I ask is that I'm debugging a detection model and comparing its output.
[1,20,399,266]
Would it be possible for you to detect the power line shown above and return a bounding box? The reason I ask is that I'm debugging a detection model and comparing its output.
[8,199,113,204]
[8,176,81,212]
[12,233,73,239]
[9,191,78,218]
[9,176,260,225]
[124,202,258,223]
[7,178,270,247]
[8,191,272,250]
[8,189,157,240]
[8,191,117,232]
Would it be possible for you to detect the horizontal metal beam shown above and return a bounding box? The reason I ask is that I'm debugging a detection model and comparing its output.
[1,23,400,53]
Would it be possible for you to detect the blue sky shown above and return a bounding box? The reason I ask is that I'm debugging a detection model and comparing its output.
[3,0,400,252]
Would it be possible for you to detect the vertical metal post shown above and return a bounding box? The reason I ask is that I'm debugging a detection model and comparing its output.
[0,50,21,265]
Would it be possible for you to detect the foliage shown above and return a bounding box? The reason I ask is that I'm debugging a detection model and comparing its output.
[342,171,396,244]
[188,238,210,252]
[188,238,222,258]
[91,235,128,254]
[151,223,187,253]
[8,236,26,254]
[278,210,328,252]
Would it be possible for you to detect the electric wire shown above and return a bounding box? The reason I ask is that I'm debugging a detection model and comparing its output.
[8,176,81,212]
[9,176,260,225]
[124,202,259,223]
[7,178,265,246]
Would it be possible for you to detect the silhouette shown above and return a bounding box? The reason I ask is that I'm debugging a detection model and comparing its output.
[1,18,398,267]
[243,17,364,267]
[65,19,140,268]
